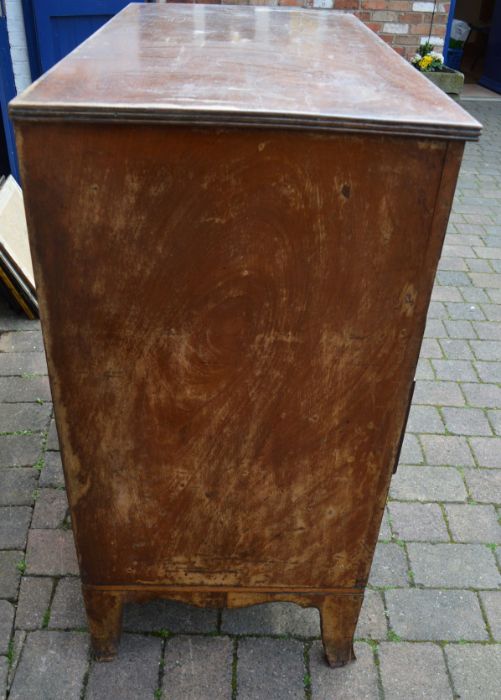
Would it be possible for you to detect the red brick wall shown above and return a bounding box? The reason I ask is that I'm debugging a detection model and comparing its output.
[159,1,450,59]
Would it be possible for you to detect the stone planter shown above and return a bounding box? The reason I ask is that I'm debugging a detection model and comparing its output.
[424,67,465,96]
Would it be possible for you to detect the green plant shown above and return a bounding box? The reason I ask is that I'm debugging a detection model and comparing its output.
[410,43,445,73]
[16,559,26,574]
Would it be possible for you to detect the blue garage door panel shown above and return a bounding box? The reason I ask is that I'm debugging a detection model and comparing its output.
[33,1,142,73]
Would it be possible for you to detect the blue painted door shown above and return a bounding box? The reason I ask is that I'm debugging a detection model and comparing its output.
[0,0,18,178]
[32,0,142,74]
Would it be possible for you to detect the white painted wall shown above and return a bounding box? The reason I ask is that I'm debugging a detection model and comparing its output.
[5,0,31,94]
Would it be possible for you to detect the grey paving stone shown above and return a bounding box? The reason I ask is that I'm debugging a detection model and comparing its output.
[388,502,449,542]
[8,631,89,700]
[162,636,232,700]
[38,452,64,488]
[475,361,501,382]
[396,435,422,465]
[0,600,14,655]
[443,319,476,339]
[424,319,447,338]
[0,506,32,549]
[0,434,42,467]
[123,599,217,633]
[439,338,474,360]
[427,301,447,319]
[49,578,86,630]
[488,409,501,435]
[0,403,51,434]
[0,550,22,600]
[442,407,492,436]
[407,543,501,588]
[390,466,467,502]
[368,543,409,587]
[0,656,7,700]
[431,359,478,382]
[479,591,501,640]
[31,489,68,529]
[482,304,501,322]
[469,272,501,288]
[378,508,391,540]
[0,468,37,506]
[0,331,43,353]
[464,468,501,503]
[470,339,501,360]
[473,320,501,340]
[414,358,434,380]
[420,435,475,466]
[474,245,501,259]
[470,437,501,467]
[431,286,462,303]
[16,577,53,631]
[237,637,304,700]
[0,376,51,403]
[0,352,48,376]
[355,590,387,640]
[437,270,471,287]
[445,644,501,700]
[461,382,501,407]
[379,642,451,700]
[87,634,162,700]
[445,302,485,320]
[438,257,467,272]
[221,601,319,637]
[413,380,465,406]
[406,405,445,433]
[26,530,79,576]
[309,641,378,700]
[461,286,490,303]
[419,337,443,358]
[385,589,488,641]
[46,419,59,451]
[445,504,501,543]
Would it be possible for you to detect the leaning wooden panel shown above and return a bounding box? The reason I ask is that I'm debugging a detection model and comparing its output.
[11,4,480,668]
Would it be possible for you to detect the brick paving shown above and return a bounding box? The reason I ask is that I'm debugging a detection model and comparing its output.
[1,100,500,698]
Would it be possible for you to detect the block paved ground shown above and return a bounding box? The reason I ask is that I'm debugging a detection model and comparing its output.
[1,100,501,699]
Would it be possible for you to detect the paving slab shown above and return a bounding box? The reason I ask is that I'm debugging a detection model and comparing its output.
[463,468,501,503]
[0,506,32,549]
[0,468,37,506]
[15,577,53,631]
[379,642,451,700]
[31,489,68,529]
[407,543,501,588]
[355,590,387,640]
[0,434,42,467]
[221,601,320,637]
[8,631,89,700]
[0,403,51,433]
[390,466,466,502]
[445,644,501,700]
[385,589,488,641]
[0,376,51,403]
[49,578,86,630]
[38,451,64,488]
[87,634,162,700]
[479,591,501,640]
[368,543,409,587]
[26,529,79,576]
[237,637,305,700]
[388,502,449,542]
[0,551,22,600]
[420,435,475,466]
[0,600,14,655]
[445,504,501,543]
[123,599,217,634]
[163,636,233,700]
[309,641,379,700]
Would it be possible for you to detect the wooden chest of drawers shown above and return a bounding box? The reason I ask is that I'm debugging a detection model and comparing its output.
[10,3,480,666]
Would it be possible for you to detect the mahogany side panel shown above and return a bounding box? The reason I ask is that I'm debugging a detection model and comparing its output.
[15,121,462,663]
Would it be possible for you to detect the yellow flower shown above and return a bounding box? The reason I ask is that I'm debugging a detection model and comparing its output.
[419,55,434,70]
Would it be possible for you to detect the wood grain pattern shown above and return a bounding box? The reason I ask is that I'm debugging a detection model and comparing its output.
[14,116,464,664]
[10,4,481,141]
